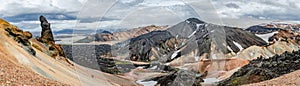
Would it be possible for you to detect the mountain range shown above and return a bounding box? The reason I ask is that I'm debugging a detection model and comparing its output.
[0,15,300,85]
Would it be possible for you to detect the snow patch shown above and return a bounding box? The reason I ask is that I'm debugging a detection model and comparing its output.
[195,56,200,61]
[186,20,190,23]
[196,24,202,28]
[233,41,243,51]
[250,52,254,57]
[203,78,220,84]
[164,63,170,66]
[136,80,157,86]
[137,67,144,69]
[212,54,217,59]
[171,50,180,59]
[188,30,197,38]
[227,46,233,52]
[255,31,278,42]
[150,66,157,70]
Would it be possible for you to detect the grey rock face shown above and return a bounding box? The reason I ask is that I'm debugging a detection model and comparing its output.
[128,31,173,62]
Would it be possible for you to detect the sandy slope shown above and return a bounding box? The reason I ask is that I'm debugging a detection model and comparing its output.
[0,19,138,86]
[0,44,65,85]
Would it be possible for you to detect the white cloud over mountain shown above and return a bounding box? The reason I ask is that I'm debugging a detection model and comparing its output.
[212,0,300,20]
[0,0,299,32]
[0,0,85,17]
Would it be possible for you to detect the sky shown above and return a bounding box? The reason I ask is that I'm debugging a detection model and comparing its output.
[0,0,300,33]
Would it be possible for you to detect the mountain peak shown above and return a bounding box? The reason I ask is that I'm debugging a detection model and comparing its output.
[186,18,205,24]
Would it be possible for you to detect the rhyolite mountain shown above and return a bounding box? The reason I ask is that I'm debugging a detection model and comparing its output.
[109,18,267,62]
[75,25,168,43]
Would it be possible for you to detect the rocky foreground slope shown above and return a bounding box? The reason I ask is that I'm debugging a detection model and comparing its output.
[0,21,64,84]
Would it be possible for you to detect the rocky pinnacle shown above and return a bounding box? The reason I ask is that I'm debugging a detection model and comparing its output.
[38,15,68,59]
[39,15,54,43]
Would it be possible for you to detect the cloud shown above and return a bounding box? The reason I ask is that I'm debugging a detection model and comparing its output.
[138,0,185,7]
[2,0,300,33]
[101,0,200,28]
[3,13,76,22]
[211,0,300,20]
[225,3,240,9]
[59,0,199,31]
[0,0,84,17]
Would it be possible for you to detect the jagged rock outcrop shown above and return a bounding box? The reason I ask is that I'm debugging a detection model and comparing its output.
[0,19,36,55]
[38,16,54,43]
[218,50,300,85]
[36,16,65,58]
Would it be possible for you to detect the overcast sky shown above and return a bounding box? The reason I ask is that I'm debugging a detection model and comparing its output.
[0,0,299,32]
